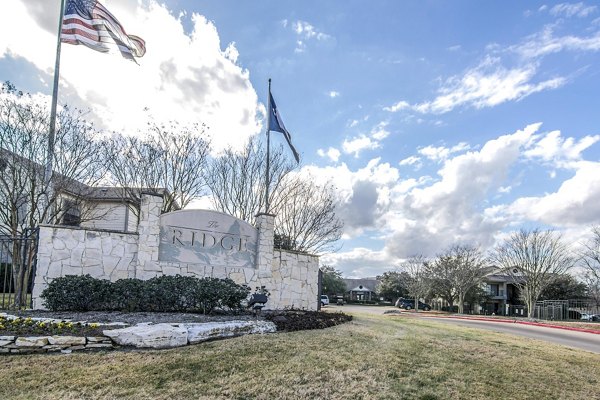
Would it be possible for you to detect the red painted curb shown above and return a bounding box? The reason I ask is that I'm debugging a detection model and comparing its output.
[429,315,600,335]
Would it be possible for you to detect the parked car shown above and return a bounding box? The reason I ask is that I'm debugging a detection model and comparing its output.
[395,298,432,311]
[320,295,329,306]
[580,313,600,322]
[580,313,593,321]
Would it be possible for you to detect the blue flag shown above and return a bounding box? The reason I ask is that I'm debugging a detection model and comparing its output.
[269,92,300,163]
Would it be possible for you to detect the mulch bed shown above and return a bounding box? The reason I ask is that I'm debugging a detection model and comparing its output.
[264,310,352,332]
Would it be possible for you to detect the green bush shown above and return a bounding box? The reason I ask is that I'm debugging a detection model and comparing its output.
[109,278,147,312]
[41,275,111,311]
[144,275,202,312]
[41,274,251,314]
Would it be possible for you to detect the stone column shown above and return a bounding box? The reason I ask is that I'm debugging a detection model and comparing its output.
[255,213,275,274]
[136,193,163,278]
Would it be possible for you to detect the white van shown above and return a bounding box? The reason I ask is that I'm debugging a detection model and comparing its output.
[320,295,329,306]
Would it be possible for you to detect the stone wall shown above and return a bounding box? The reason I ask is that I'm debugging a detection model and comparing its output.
[32,194,319,311]
[33,226,139,309]
[0,335,114,354]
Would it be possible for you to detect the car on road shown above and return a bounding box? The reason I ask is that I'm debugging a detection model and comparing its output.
[320,295,329,306]
[395,298,432,311]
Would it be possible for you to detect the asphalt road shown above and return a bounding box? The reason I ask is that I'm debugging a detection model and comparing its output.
[328,304,600,354]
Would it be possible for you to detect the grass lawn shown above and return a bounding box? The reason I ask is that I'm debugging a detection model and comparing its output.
[3,310,599,400]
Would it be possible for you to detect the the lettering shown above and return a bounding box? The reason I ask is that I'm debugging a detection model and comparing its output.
[170,227,249,253]
[220,236,234,250]
[172,229,184,246]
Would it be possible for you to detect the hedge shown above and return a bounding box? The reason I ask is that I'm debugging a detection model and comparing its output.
[40,275,251,314]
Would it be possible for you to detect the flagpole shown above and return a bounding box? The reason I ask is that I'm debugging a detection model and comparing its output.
[44,0,66,224]
[265,78,272,213]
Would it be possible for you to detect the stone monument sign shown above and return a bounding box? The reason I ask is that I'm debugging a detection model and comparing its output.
[158,210,258,268]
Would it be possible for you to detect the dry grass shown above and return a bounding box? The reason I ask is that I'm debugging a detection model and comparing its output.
[3,310,600,400]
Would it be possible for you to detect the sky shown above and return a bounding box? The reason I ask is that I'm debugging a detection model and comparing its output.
[2,1,600,278]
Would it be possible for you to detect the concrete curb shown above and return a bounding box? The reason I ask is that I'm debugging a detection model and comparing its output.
[421,314,600,335]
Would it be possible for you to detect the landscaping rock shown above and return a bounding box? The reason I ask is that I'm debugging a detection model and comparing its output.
[185,320,277,344]
[103,323,188,349]
[48,336,86,346]
[15,336,49,347]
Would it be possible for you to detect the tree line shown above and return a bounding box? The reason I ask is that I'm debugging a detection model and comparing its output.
[323,227,600,319]
[0,82,343,254]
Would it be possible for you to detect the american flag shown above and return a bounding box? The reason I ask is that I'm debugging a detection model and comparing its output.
[61,0,146,61]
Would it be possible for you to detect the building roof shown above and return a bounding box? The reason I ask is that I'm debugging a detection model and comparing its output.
[343,278,379,293]
[1,147,173,206]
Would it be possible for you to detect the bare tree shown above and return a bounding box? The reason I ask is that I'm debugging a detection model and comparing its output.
[204,137,294,224]
[0,82,106,307]
[490,229,573,318]
[274,175,343,253]
[400,255,431,312]
[104,120,210,215]
[579,226,600,306]
[205,138,343,254]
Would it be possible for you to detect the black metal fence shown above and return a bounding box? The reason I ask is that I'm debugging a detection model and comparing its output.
[534,299,600,322]
[0,228,38,309]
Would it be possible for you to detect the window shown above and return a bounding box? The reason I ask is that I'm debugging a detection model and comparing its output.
[62,200,81,226]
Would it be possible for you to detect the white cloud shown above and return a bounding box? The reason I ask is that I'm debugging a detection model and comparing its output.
[385,23,600,116]
[309,124,600,273]
[413,58,566,114]
[399,155,422,167]
[370,121,390,140]
[549,2,597,18]
[524,130,600,163]
[341,121,391,157]
[384,57,566,115]
[496,161,600,226]
[317,147,341,162]
[381,124,541,257]
[321,248,399,278]
[513,26,600,59]
[328,91,340,98]
[0,0,262,153]
[417,142,470,162]
[342,135,379,157]
[383,100,410,112]
[287,20,331,52]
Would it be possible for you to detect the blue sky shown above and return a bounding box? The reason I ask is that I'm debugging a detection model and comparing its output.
[2,1,600,277]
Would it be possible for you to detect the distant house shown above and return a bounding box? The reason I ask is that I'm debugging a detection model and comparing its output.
[343,278,380,301]
[58,183,173,233]
[0,147,173,234]
[480,266,523,316]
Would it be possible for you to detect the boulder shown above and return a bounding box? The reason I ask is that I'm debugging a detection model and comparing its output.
[103,323,188,349]
[185,320,276,344]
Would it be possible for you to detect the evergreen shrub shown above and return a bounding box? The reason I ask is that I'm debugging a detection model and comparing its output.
[41,274,251,314]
